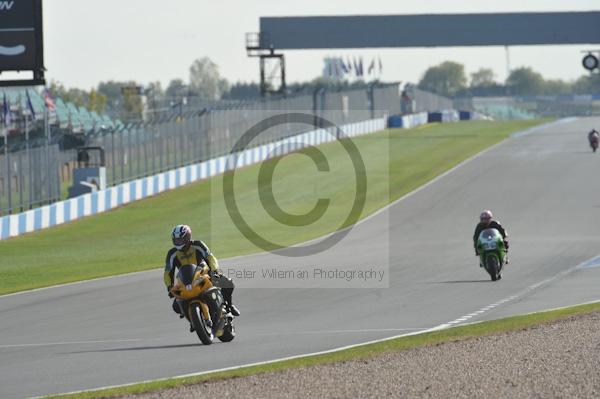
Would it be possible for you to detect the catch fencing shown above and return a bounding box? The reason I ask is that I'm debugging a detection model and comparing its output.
[87,84,406,189]
[0,83,449,215]
[0,144,61,214]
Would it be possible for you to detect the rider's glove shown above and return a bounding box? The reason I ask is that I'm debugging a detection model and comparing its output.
[504,240,509,249]
[167,285,174,298]
[210,270,223,279]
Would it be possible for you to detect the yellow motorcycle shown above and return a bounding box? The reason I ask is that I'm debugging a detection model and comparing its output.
[170,263,235,345]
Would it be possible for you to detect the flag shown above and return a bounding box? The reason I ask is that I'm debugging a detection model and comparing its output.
[358,56,364,77]
[353,57,360,77]
[25,90,36,119]
[2,93,11,127]
[340,58,349,74]
[43,88,56,111]
[368,58,375,75]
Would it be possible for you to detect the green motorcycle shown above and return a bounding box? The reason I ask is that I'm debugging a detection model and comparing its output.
[477,228,507,281]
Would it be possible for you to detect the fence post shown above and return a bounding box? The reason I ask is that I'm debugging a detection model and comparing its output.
[18,151,24,212]
[4,132,12,213]
[111,129,116,185]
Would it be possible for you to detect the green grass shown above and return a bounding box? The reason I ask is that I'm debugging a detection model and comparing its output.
[0,120,547,294]
[42,300,600,399]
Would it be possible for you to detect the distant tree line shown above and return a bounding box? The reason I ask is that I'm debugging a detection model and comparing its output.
[49,54,390,122]
[49,57,598,122]
[49,57,231,122]
[418,61,600,98]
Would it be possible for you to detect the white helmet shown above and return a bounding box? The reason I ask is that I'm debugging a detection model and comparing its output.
[171,224,192,250]
[480,210,493,223]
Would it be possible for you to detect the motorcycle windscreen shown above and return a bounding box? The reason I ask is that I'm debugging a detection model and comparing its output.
[177,264,199,286]
[479,228,501,242]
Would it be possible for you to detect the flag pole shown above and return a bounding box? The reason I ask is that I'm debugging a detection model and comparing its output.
[44,96,52,202]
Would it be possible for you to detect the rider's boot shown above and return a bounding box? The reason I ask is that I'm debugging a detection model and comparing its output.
[227,304,241,317]
[172,300,184,318]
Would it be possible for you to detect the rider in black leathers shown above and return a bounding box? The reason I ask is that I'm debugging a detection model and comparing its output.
[473,210,509,264]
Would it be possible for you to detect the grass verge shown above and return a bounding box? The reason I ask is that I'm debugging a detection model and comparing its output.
[0,119,548,294]
[42,300,600,398]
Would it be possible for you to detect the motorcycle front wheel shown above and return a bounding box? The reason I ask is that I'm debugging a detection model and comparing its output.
[485,254,500,281]
[218,321,236,342]
[190,302,214,345]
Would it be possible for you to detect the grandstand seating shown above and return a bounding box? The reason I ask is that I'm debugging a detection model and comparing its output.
[0,87,121,137]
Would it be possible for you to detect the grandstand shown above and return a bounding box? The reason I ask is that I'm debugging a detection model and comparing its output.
[0,87,122,151]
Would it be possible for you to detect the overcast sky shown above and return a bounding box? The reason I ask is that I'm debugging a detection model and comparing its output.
[33,0,600,89]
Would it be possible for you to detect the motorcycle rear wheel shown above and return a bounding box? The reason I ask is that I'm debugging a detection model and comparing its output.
[190,303,214,345]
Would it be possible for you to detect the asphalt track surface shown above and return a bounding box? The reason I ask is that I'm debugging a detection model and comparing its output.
[2,117,600,398]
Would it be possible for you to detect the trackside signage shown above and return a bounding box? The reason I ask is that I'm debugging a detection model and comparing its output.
[0,0,42,71]
[0,2,15,11]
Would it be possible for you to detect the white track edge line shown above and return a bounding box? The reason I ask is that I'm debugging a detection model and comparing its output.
[442,253,599,327]
[37,295,600,399]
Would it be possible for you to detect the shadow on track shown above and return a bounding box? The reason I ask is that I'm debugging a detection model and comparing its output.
[63,342,219,355]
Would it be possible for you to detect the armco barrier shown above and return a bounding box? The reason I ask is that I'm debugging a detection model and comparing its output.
[428,110,459,123]
[0,117,386,240]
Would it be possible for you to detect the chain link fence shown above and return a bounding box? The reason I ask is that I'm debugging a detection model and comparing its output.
[0,144,61,214]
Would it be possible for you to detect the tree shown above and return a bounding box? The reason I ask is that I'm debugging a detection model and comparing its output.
[418,61,467,97]
[87,89,107,113]
[506,67,545,95]
[222,82,261,100]
[97,81,124,109]
[188,57,229,101]
[145,81,164,100]
[542,79,571,95]
[165,78,187,99]
[48,81,88,107]
[144,81,164,117]
[573,74,600,94]
[470,68,496,87]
